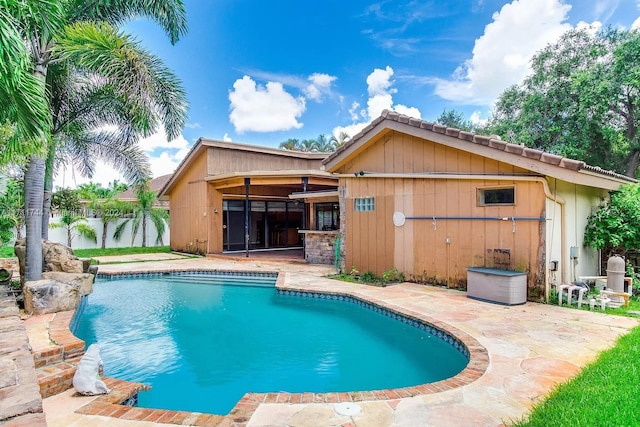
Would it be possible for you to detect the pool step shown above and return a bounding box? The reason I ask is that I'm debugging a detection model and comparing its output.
[161,274,276,287]
[36,358,79,398]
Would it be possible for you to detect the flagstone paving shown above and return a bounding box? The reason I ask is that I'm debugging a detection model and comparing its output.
[31,255,640,426]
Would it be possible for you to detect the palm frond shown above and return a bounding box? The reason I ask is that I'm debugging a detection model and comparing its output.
[75,222,97,243]
[66,0,187,45]
[55,22,187,139]
[112,219,128,242]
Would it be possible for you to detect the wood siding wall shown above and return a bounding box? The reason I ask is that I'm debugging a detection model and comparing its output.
[168,153,209,254]
[207,147,323,174]
[338,131,547,298]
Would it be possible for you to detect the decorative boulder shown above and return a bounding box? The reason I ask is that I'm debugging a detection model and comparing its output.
[42,272,94,296]
[14,240,84,283]
[23,279,81,315]
[73,344,110,395]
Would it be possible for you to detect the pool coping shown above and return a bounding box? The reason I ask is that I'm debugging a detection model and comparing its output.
[64,269,489,426]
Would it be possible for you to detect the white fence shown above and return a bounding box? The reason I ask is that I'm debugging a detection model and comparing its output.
[46,217,170,250]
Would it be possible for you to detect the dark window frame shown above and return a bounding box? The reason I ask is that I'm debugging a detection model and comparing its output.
[477,187,515,206]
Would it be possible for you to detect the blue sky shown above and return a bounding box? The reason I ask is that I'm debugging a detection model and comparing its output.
[55,0,640,188]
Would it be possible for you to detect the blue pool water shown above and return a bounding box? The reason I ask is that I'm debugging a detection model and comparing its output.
[74,273,468,414]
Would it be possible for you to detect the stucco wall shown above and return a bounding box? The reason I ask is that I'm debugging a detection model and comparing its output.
[46,217,169,250]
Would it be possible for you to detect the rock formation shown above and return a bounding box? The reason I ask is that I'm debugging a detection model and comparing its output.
[15,240,97,314]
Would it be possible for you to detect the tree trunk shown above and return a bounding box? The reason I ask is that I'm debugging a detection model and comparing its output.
[24,156,45,281]
[67,226,72,247]
[625,148,640,178]
[142,213,147,247]
[101,222,108,249]
[41,143,56,239]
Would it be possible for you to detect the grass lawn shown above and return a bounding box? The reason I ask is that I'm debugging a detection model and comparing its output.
[73,246,171,258]
[0,245,173,259]
[512,323,640,426]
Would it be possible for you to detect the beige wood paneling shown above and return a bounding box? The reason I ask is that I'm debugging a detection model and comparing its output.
[168,153,208,253]
[338,131,546,295]
[206,147,324,175]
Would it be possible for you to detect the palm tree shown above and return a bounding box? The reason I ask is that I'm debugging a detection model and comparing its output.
[330,131,350,149]
[113,182,168,247]
[0,0,55,166]
[86,193,130,249]
[8,1,188,281]
[49,213,97,247]
[315,134,335,152]
[299,138,319,152]
[279,138,301,151]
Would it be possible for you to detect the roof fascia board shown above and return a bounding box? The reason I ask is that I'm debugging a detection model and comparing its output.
[326,119,630,190]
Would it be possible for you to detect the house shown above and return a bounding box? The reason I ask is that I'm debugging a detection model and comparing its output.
[323,110,637,301]
[114,173,172,211]
[158,139,339,257]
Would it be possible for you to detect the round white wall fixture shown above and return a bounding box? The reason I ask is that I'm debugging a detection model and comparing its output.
[393,211,406,227]
[334,402,362,416]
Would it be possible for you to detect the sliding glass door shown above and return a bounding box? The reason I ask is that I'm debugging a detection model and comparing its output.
[223,200,304,251]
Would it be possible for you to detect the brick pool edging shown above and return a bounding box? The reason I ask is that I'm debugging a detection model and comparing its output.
[64,269,489,426]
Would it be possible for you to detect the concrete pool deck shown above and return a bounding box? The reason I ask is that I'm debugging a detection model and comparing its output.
[33,255,639,426]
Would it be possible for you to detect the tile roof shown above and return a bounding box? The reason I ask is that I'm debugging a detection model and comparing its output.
[116,174,173,200]
[323,110,637,183]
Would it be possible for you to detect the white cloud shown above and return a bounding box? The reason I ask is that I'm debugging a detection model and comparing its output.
[348,102,362,121]
[633,16,640,29]
[222,133,232,142]
[433,0,573,105]
[304,73,337,102]
[333,66,422,140]
[138,128,189,153]
[55,163,122,189]
[470,110,489,127]
[229,75,306,133]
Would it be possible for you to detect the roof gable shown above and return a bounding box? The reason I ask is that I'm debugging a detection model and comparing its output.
[323,110,636,189]
[159,138,332,197]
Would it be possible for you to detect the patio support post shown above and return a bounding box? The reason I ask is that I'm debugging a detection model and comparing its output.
[245,177,250,257]
[302,177,308,258]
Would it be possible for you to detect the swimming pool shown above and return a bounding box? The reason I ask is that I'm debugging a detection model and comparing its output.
[74,272,468,414]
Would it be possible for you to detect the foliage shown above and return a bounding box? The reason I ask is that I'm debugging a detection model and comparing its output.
[113,181,168,247]
[0,0,55,165]
[77,181,132,248]
[510,325,640,426]
[51,187,82,216]
[279,133,349,152]
[0,177,24,244]
[584,183,640,256]
[0,246,15,258]
[49,213,97,247]
[8,0,188,281]
[435,109,477,132]
[382,267,405,282]
[486,27,640,177]
[329,267,406,286]
[77,181,128,199]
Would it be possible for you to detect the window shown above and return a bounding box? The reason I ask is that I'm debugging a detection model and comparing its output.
[478,187,515,206]
[354,197,375,212]
[315,203,340,230]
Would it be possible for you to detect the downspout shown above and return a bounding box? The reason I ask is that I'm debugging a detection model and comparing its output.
[333,172,567,302]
